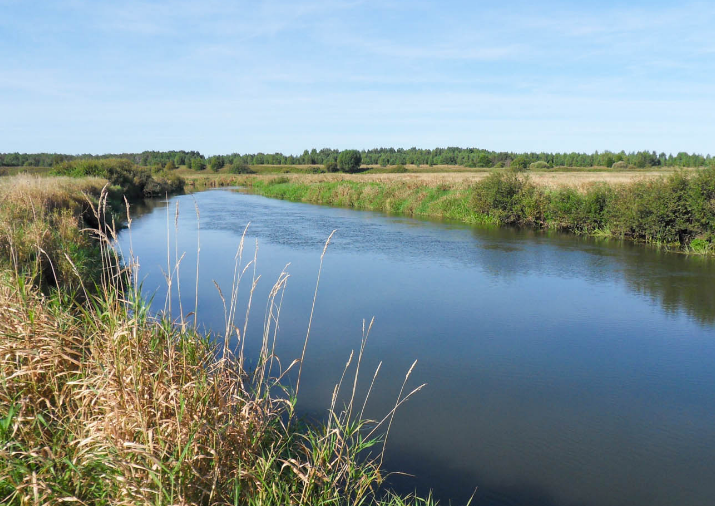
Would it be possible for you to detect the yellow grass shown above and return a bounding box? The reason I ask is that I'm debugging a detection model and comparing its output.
[184,168,690,193]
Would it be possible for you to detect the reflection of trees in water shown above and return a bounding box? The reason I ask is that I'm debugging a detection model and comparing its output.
[127,197,169,219]
[622,260,715,325]
[472,227,715,326]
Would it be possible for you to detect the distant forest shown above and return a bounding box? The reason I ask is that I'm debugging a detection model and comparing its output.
[1,147,713,169]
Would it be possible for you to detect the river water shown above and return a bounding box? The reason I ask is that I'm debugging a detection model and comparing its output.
[118,189,715,506]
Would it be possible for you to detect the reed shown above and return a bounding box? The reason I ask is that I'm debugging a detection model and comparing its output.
[0,175,433,505]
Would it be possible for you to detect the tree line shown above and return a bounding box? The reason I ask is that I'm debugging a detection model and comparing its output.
[2,147,714,169]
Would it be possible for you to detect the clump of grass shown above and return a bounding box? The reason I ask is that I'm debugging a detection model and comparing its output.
[266,175,290,186]
[0,182,433,505]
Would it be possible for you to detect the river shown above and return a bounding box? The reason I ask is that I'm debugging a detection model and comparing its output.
[118,188,715,506]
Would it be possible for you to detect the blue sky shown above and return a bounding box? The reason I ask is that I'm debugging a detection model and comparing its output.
[1,0,714,155]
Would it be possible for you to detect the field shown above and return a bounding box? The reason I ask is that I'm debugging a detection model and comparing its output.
[176,164,694,191]
[2,162,695,189]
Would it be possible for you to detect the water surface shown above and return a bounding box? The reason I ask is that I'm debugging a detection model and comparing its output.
[119,189,715,506]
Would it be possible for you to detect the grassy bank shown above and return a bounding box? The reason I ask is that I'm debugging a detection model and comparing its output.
[241,169,715,253]
[0,175,432,505]
[246,176,481,224]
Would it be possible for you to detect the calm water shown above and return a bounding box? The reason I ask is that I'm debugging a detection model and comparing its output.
[119,189,715,506]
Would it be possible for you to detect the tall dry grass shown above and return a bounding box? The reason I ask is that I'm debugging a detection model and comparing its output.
[0,179,433,505]
[0,175,109,292]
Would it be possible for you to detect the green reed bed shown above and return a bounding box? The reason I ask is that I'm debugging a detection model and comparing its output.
[248,178,489,225]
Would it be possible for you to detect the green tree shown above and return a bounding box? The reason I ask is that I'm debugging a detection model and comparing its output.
[228,163,254,174]
[337,150,362,173]
[208,156,224,172]
[477,153,493,168]
[510,156,530,171]
[529,161,550,170]
[191,158,205,171]
[165,160,177,171]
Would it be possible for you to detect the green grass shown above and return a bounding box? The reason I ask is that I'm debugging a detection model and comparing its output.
[246,178,495,226]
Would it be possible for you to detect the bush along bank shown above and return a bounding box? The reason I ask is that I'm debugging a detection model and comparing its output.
[471,169,715,251]
[52,157,185,198]
[244,169,715,253]
[0,175,433,505]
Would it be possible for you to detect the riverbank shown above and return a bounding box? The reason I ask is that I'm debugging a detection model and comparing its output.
[0,175,429,505]
[231,169,715,254]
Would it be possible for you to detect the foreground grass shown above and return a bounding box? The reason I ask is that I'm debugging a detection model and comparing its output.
[237,169,715,253]
[0,175,434,505]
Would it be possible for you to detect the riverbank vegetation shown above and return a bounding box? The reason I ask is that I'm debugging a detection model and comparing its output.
[0,175,431,505]
[240,168,715,253]
[51,158,185,197]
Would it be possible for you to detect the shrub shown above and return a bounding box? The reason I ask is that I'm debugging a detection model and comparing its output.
[581,183,615,232]
[389,164,408,173]
[607,172,692,244]
[143,173,185,197]
[53,158,149,197]
[338,150,362,173]
[612,161,629,170]
[687,167,715,238]
[548,187,586,231]
[510,156,531,171]
[208,157,224,172]
[191,158,206,171]
[477,154,493,168]
[228,163,255,174]
[530,161,550,170]
[51,158,184,198]
[324,160,338,173]
[471,172,546,225]
[546,185,613,233]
